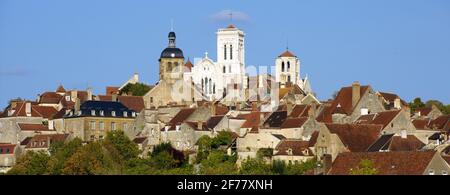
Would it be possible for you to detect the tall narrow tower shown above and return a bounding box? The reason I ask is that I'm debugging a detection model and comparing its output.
[159,31,185,84]
[216,24,246,97]
[275,50,300,88]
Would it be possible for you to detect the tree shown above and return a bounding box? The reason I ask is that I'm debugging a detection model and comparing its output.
[103,130,139,161]
[199,151,238,175]
[349,159,378,175]
[47,138,83,174]
[211,131,233,148]
[7,151,50,175]
[285,159,317,175]
[119,83,151,96]
[409,97,425,113]
[62,142,117,175]
[240,157,273,175]
[256,148,273,160]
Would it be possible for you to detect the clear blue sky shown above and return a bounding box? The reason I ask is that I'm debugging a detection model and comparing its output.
[1,0,449,109]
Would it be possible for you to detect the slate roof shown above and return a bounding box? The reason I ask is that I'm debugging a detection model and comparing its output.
[206,115,225,129]
[329,151,436,175]
[263,111,288,128]
[64,101,136,118]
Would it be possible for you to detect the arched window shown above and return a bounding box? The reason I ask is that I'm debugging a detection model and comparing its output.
[230,45,233,60]
[209,78,212,94]
[213,84,216,94]
[224,45,227,60]
[223,66,226,73]
[167,62,173,71]
[281,62,285,72]
[223,88,227,98]
[287,61,290,71]
[288,75,291,83]
[205,77,208,94]
[201,78,204,92]
[229,65,231,73]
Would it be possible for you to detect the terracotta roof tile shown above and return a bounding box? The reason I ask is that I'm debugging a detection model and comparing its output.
[329,85,369,115]
[412,119,431,129]
[106,86,120,95]
[279,50,296,57]
[429,115,450,132]
[415,107,433,116]
[25,134,69,149]
[39,92,63,104]
[289,105,310,118]
[329,151,436,175]
[18,123,52,131]
[280,117,308,129]
[263,111,288,128]
[241,112,263,128]
[325,123,383,152]
[354,110,401,129]
[0,143,16,154]
[389,135,425,151]
[275,139,313,156]
[206,115,224,129]
[56,85,66,93]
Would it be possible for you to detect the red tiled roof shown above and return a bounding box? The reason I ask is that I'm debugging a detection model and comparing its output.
[329,85,370,115]
[329,151,436,175]
[106,86,120,95]
[169,108,196,126]
[325,124,383,152]
[32,105,58,119]
[5,102,57,119]
[39,92,63,104]
[25,134,69,149]
[308,131,319,147]
[133,137,148,144]
[56,85,66,93]
[206,115,224,129]
[354,110,401,129]
[289,105,311,118]
[412,119,431,130]
[389,135,425,151]
[227,24,236,29]
[17,123,51,131]
[241,112,263,128]
[275,139,312,156]
[428,115,450,132]
[279,50,296,57]
[415,107,433,116]
[185,121,209,131]
[185,60,193,71]
[0,143,16,154]
[280,117,308,129]
[316,105,333,123]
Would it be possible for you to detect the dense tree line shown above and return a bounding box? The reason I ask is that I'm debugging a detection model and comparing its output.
[409,97,450,115]
[7,131,316,175]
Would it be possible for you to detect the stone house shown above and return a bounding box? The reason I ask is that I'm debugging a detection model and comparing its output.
[413,105,443,120]
[272,138,316,164]
[0,143,20,173]
[354,109,416,134]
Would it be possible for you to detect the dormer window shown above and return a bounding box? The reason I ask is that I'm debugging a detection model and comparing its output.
[428,169,435,175]
[65,96,71,101]
[91,110,96,116]
[123,111,128,117]
[100,110,104,116]
[131,112,136,117]
[176,125,180,132]
[111,111,116,117]
[287,148,293,156]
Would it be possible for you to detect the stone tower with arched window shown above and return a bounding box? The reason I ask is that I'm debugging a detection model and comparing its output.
[159,31,185,84]
[275,50,300,88]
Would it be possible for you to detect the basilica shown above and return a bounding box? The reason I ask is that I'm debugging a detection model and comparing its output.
[143,24,314,109]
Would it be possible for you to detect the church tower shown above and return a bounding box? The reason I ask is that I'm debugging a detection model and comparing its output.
[275,50,300,88]
[216,24,246,98]
[159,31,185,84]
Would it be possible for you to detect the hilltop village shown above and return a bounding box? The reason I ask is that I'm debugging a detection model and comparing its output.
[1,24,450,175]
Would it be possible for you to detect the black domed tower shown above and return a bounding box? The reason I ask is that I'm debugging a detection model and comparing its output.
[159,31,185,83]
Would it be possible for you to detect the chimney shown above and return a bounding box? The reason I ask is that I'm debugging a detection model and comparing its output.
[197,121,202,130]
[71,90,78,102]
[133,73,139,83]
[112,94,118,102]
[308,103,317,118]
[352,81,361,109]
[211,102,217,116]
[400,130,407,139]
[252,102,257,111]
[87,88,93,101]
[394,98,401,109]
[75,98,81,113]
[36,94,41,103]
[25,102,32,116]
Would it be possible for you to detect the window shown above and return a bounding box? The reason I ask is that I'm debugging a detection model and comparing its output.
[132,112,136,117]
[228,65,231,73]
[90,121,96,130]
[90,135,95,141]
[287,75,291,83]
[123,123,128,130]
[281,62,285,72]
[91,110,96,116]
[99,122,105,130]
[65,96,71,101]
[100,110,104,116]
[123,111,128,117]
[224,45,227,60]
[150,97,153,103]
[287,61,291,71]
[111,122,116,131]
[111,111,116,117]
[223,66,226,73]
[442,171,448,175]
[99,135,104,140]
[230,45,233,60]
[428,169,435,175]
[361,108,369,115]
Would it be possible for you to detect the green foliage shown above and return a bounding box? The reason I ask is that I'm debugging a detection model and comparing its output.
[211,131,233,148]
[256,148,273,159]
[240,157,273,175]
[119,83,151,96]
[7,151,50,175]
[349,159,378,175]
[409,97,425,113]
[285,159,317,175]
[199,150,238,175]
[62,142,118,175]
[47,138,83,174]
[103,130,139,161]
[409,97,450,115]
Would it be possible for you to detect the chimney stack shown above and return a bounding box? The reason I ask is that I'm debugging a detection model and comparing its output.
[112,94,118,102]
[400,130,407,139]
[394,98,401,109]
[352,81,361,109]
[25,102,32,116]
[71,90,78,102]
[87,88,93,101]
[211,102,217,116]
[197,121,202,130]
[75,98,81,113]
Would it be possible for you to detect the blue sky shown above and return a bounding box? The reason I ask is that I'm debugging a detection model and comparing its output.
[1,0,449,108]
